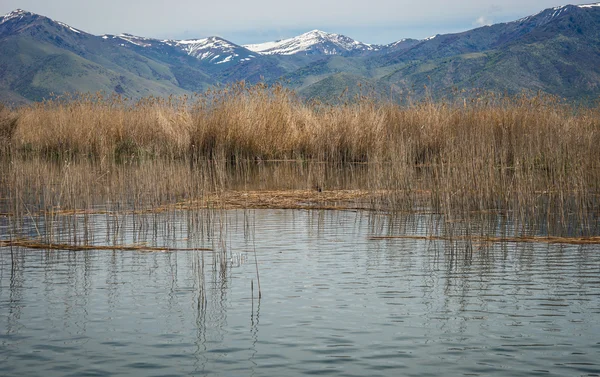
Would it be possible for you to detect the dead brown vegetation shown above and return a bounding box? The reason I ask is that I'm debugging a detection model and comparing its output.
[1,85,599,241]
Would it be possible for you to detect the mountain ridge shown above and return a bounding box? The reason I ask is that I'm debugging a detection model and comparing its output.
[0,9,422,61]
[1,4,600,104]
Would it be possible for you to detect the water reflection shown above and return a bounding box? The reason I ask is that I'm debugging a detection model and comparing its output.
[0,210,599,376]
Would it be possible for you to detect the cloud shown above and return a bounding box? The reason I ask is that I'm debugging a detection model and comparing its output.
[474,16,493,27]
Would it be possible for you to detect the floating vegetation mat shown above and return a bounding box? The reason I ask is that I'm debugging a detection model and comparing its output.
[369,235,600,245]
[173,189,377,211]
[0,239,212,252]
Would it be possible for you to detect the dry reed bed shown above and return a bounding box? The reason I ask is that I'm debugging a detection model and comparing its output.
[5,85,596,165]
[1,85,599,238]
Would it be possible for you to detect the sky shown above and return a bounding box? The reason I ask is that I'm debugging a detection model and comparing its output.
[0,0,576,44]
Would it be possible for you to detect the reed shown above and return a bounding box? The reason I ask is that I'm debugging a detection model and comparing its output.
[1,85,599,241]
[0,103,18,155]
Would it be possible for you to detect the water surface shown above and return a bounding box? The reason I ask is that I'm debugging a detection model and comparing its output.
[1,209,600,376]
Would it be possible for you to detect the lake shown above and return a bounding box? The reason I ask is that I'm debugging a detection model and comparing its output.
[1,209,600,376]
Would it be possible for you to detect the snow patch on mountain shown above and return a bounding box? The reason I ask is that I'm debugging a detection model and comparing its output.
[388,38,408,46]
[56,21,81,34]
[0,9,31,23]
[579,2,600,8]
[244,30,378,56]
[116,33,154,47]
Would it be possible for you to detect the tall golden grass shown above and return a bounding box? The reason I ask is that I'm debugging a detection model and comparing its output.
[4,84,598,164]
[1,84,599,238]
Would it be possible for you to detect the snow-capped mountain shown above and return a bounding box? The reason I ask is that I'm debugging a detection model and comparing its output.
[244,30,379,56]
[99,33,257,66]
[1,8,88,36]
[518,2,600,23]
[173,37,257,65]
[1,9,33,24]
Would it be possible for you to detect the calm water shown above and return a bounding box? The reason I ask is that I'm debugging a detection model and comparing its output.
[1,209,600,376]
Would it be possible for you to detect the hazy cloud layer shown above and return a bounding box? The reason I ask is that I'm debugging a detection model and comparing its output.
[0,0,568,43]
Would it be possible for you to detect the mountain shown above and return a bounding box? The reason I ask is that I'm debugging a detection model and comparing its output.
[244,30,379,56]
[105,33,259,67]
[371,3,600,66]
[283,2,600,102]
[0,9,215,103]
[369,2,600,100]
[172,37,258,66]
[1,4,600,104]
